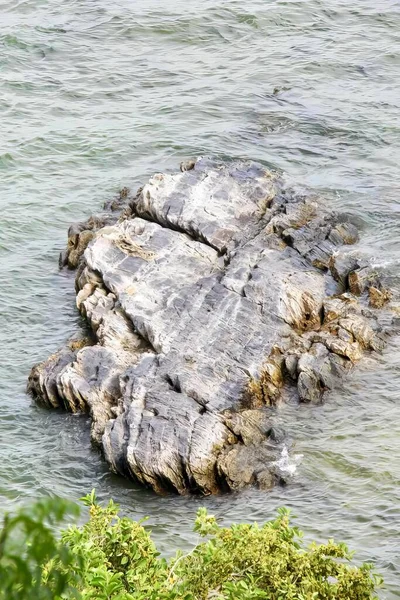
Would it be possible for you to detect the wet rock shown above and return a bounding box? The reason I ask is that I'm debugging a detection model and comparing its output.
[328,222,359,246]
[180,159,196,172]
[28,158,392,495]
[284,355,298,380]
[297,371,323,404]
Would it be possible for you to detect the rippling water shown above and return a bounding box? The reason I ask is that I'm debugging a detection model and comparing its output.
[1,0,400,595]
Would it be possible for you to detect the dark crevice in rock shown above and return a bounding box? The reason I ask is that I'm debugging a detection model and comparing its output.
[213,461,232,494]
[129,203,225,256]
[164,374,182,393]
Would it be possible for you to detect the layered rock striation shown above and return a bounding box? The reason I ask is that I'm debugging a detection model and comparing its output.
[28,158,393,494]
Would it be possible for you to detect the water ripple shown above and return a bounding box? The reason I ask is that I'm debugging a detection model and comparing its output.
[1,0,400,596]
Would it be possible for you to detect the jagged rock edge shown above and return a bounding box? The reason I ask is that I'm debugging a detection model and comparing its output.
[27,159,394,495]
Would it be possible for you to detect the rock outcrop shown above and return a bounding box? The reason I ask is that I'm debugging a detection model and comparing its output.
[28,158,394,494]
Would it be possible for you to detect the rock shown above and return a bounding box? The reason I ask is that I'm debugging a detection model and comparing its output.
[329,253,359,287]
[328,222,359,246]
[284,355,298,380]
[180,159,196,172]
[28,158,392,495]
[60,188,135,269]
[348,266,377,296]
[369,285,392,309]
[297,371,322,404]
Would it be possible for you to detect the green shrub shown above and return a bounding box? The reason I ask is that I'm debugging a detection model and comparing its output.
[61,490,166,599]
[0,497,80,599]
[0,491,383,600]
[169,507,382,599]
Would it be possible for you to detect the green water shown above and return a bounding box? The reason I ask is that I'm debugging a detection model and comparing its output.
[1,0,400,595]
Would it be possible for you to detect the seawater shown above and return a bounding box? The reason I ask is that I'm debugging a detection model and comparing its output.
[1,0,400,596]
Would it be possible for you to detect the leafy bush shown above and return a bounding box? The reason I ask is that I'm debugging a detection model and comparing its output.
[61,490,166,600]
[0,497,80,599]
[0,491,382,599]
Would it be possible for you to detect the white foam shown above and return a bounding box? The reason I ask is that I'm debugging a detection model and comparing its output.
[273,445,303,477]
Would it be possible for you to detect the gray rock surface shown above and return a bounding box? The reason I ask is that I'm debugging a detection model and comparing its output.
[28,158,394,494]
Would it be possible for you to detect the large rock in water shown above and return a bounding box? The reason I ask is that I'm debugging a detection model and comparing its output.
[28,158,393,494]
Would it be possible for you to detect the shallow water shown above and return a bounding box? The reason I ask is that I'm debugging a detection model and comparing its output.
[1,0,400,595]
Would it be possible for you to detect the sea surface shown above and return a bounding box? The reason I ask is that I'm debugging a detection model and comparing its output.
[1,0,400,595]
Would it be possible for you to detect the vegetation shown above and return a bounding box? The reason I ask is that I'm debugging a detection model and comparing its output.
[0,491,382,599]
[0,497,80,599]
